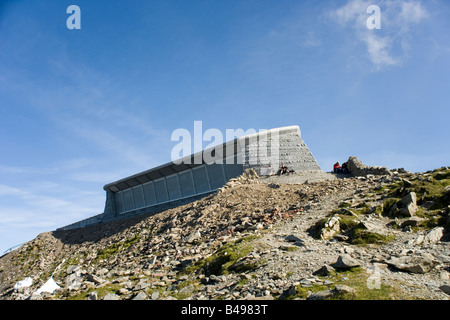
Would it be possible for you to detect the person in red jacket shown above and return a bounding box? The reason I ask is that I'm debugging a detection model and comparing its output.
[333,162,341,173]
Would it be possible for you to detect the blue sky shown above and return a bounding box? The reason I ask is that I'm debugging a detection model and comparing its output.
[0,0,449,254]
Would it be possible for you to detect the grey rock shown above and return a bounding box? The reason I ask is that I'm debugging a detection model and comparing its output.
[103,293,120,300]
[332,255,361,270]
[178,284,195,295]
[185,231,201,243]
[333,284,356,295]
[86,274,105,285]
[422,227,445,244]
[313,265,335,277]
[320,216,340,240]
[397,192,418,217]
[439,285,450,295]
[132,292,147,300]
[386,254,438,274]
[29,292,43,300]
[151,291,160,300]
[134,280,151,291]
[285,234,304,244]
[400,217,426,228]
[88,291,98,300]
[347,156,392,177]
[306,289,333,300]
[66,265,79,275]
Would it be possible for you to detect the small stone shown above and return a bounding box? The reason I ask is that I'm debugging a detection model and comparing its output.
[306,289,333,300]
[423,227,444,244]
[313,265,335,277]
[88,291,98,300]
[439,285,450,295]
[285,234,304,244]
[132,292,147,300]
[333,284,356,295]
[151,291,160,300]
[103,293,120,300]
[386,254,437,274]
[185,231,201,243]
[178,284,195,295]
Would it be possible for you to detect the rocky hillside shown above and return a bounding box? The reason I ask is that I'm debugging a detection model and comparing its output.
[0,158,449,300]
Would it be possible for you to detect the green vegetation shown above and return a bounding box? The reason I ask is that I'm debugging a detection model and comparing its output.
[313,210,394,245]
[95,235,141,263]
[349,229,395,245]
[65,283,123,300]
[286,268,410,300]
[181,235,260,277]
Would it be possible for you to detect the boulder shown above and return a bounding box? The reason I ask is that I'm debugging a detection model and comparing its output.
[332,255,361,270]
[132,292,147,300]
[103,293,120,300]
[306,289,334,300]
[313,265,336,276]
[386,253,438,274]
[333,284,356,295]
[347,156,392,177]
[397,192,418,217]
[390,192,418,217]
[422,227,445,244]
[400,217,426,228]
[439,285,450,296]
[320,216,341,240]
[185,231,201,243]
[88,291,98,300]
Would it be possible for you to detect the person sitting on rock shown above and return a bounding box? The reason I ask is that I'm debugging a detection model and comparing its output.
[333,162,341,173]
[278,164,289,175]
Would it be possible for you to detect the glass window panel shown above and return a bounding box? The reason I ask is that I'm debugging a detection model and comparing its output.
[132,185,145,209]
[192,165,210,193]
[224,155,243,180]
[178,170,195,197]
[123,188,135,212]
[143,182,156,206]
[154,178,169,203]
[166,174,182,200]
[207,164,226,190]
[114,191,124,214]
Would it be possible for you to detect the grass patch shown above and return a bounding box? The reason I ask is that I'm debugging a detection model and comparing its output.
[349,229,395,245]
[181,235,260,277]
[287,268,410,300]
[65,283,123,300]
[95,235,141,263]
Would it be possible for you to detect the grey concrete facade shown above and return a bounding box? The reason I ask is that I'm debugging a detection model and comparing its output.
[59,125,321,230]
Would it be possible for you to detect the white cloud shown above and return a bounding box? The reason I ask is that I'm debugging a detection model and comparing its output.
[328,0,428,70]
[303,31,322,48]
[364,33,398,67]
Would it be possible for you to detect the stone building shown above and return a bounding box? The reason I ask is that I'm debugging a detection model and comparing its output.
[59,125,321,230]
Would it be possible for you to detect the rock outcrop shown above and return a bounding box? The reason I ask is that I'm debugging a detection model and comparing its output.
[347,156,392,177]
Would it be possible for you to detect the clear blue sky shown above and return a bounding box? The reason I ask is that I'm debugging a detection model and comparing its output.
[1,0,449,254]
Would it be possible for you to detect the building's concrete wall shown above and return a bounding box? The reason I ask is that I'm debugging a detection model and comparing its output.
[240,126,321,175]
[58,125,321,230]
